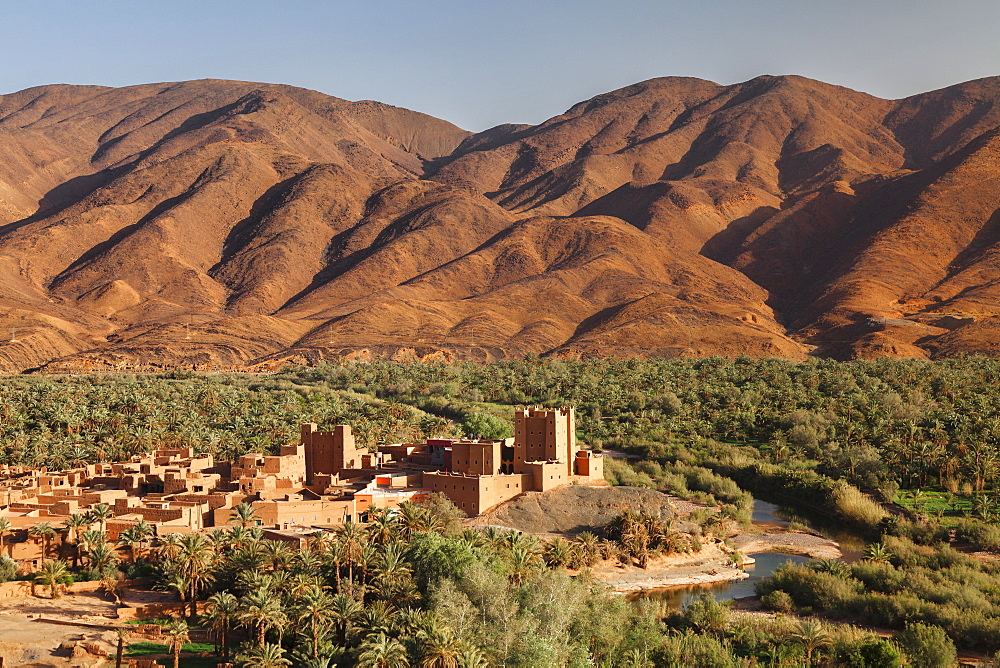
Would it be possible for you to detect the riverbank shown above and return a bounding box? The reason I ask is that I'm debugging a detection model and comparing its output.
[587,543,750,593]
[731,531,842,559]
[588,529,841,594]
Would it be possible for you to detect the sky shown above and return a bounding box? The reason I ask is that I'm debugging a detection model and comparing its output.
[3,0,1000,131]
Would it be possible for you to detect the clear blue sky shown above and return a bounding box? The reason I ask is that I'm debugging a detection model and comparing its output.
[4,0,999,131]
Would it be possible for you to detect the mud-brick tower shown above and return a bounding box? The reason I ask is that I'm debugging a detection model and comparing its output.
[301,423,361,484]
[512,407,575,475]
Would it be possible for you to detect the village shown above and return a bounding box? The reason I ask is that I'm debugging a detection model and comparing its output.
[0,407,604,571]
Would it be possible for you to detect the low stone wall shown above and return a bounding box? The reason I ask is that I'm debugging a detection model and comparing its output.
[0,581,32,598]
[116,600,206,621]
[0,577,136,599]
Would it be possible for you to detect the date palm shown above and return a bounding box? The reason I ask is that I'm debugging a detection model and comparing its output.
[367,509,400,545]
[206,591,238,660]
[418,625,462,668]
[163,618,190,668]
[176,533,215,620]
[296,584,335,658]
[230,502,260,529]
[236,643,292,668]
[113,627,131,668]
[239,588,289,647]
[34,559,69,599]
[117,528,141,563]
[133,520,154,560]
[356,632,409,668]
[62,513,90,568]
[28,522,56,566]
[337,522,367,596]
[263,539,296,571]
[89,504,114,534]
[358,600,397,639]
[788,619,832,666]
[329,592,362,645]
[87,542,119,574]
[508,546,541,586]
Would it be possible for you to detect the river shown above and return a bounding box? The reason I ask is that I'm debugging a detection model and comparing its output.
[631,498,866,607]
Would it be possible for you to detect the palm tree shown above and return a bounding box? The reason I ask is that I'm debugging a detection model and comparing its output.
[86,542,119,574]
[89,504,114,534]
[132,520,154,561]
[864,542,894,564]
[117,528,141,563]
[114,627,131,668]
[357,600,397,639]
[230,502,260,528]
[418,625,462,668]
[373,542,412,588]
[263,540,296,571]
[338,522,368,596]
[576,531,600,567]
[28,523,56,566]
[788,619,833,666]
[62,513,90,568]
[34,559,69,599]
[329,593,362,645]
[239,588,289,647]
[356,633,409,668]
[176,533,215,620]
[207,591,238,660]
[542,538,573,568]
[236,643,292,668]
[295,584,334,658]
[367,509,400,545]
[163,618,190,668]
[508,546,540,587]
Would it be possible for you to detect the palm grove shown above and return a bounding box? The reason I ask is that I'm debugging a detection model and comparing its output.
[6,358,1000,664]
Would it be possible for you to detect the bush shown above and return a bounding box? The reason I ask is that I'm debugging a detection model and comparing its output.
[847,638,902,668]
[831,482,888,529]
[760,590,796,613]
[895,623,957,668]
[955,520,1000,551]
[0,555,16,582]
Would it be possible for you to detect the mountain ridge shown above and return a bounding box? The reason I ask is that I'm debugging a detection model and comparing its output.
[1,74,1000,372]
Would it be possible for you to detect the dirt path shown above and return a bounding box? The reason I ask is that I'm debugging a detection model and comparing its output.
[0,593,121,666]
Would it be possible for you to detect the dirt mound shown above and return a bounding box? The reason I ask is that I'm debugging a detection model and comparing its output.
[468,485,674,536]
[1,75,1000,369]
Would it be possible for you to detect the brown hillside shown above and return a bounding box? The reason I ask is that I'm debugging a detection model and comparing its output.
[0,75,1000,370]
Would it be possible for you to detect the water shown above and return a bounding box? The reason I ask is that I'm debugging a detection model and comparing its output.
[758,501,867,563]
[751,499,791,526]
[631,552,810,608]
[629,498,870,608]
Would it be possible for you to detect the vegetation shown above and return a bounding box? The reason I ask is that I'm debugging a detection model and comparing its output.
[14,357,1000,662]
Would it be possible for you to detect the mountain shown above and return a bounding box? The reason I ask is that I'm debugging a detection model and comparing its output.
[1,75,1000,372]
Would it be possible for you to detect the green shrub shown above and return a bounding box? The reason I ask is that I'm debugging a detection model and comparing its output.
[760,590,796,613]
[847,638,902,668]
[895,623,957,668]
[0,555,15,582]
[955,519,1000,551]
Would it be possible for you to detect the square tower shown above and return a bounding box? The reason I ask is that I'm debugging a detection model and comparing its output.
[513,407,575,474]
[301,424,362,484]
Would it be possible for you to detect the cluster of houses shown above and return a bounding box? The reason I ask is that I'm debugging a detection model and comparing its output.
[0,407,603,570]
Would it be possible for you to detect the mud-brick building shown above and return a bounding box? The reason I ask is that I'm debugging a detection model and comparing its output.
[422,407,604,516]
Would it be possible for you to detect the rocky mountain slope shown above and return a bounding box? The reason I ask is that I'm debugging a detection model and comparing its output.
[1,75,1000,371]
